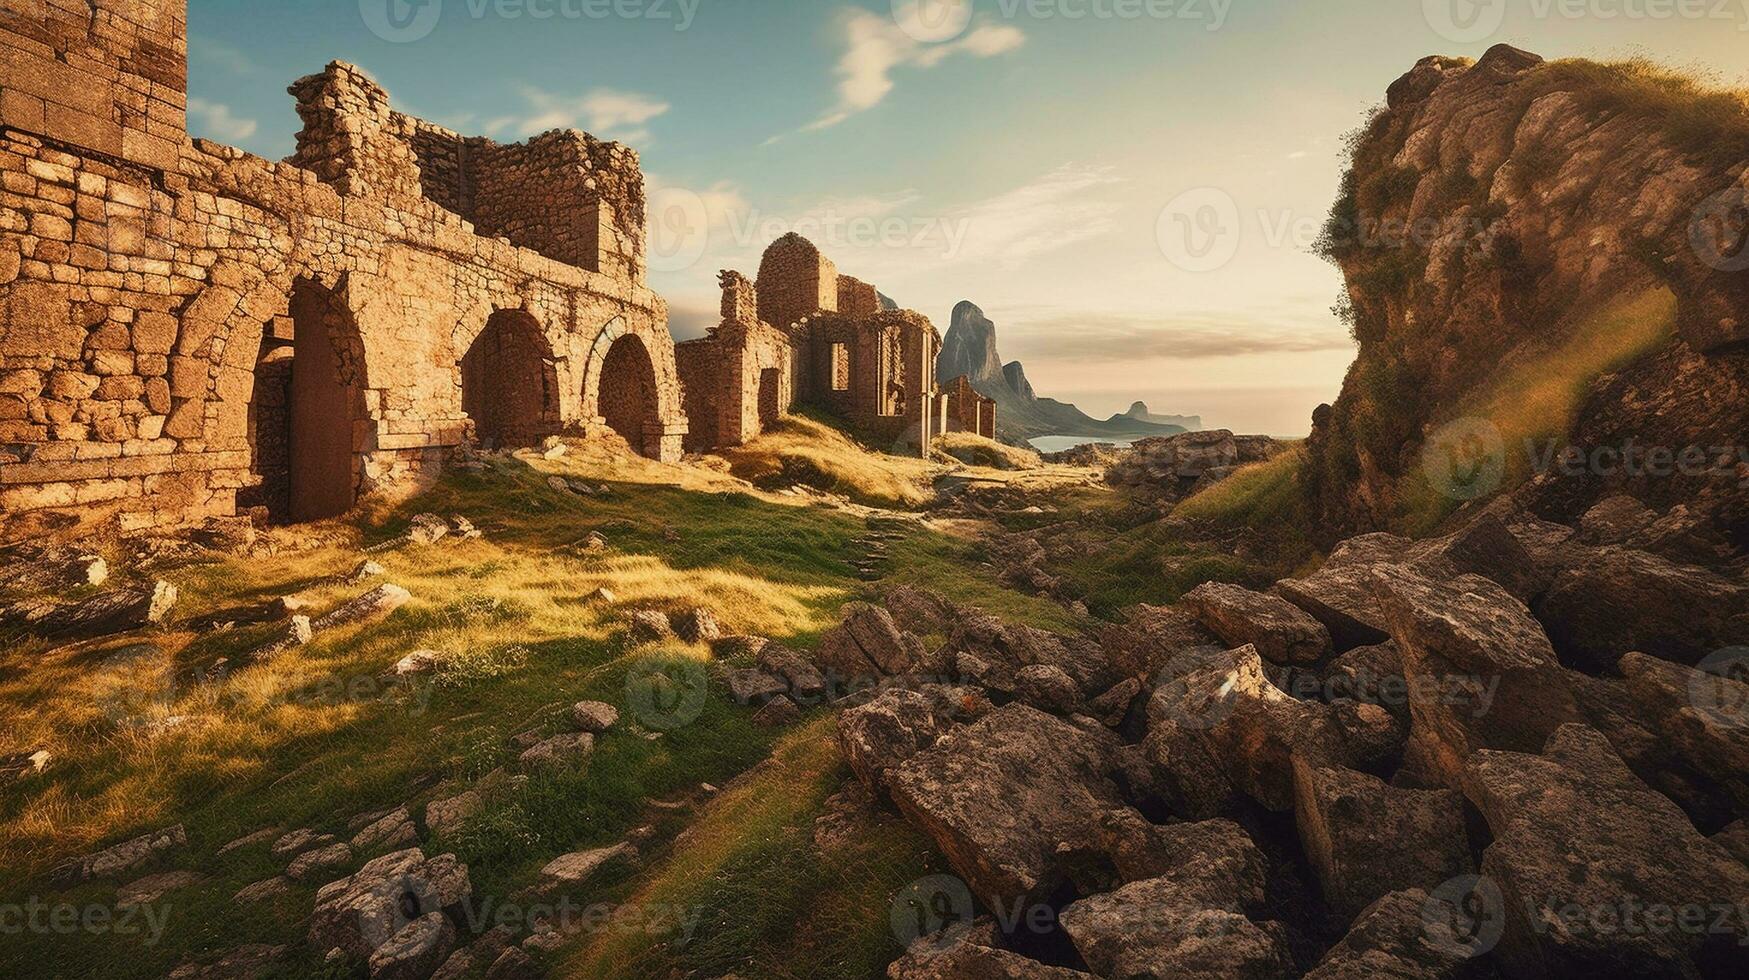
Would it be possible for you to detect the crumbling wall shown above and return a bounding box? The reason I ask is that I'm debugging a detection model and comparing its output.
[0,6,686,539]
[675,271,792,452]
[937,374,997,439]
[837,275,879,317]
[404,123,646,281]
[756,232,837,331]
[795,309,939,454]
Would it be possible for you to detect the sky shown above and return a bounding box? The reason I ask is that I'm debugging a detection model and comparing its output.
[185,0,1749,435]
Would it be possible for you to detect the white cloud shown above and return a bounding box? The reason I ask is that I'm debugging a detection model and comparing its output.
[940,165,1123,269]
[187,98,258,143]
[486,87,671,144]
[800,8,1024,134]
[188,35,256,76]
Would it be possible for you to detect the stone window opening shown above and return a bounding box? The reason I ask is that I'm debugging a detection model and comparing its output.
[831,343,850,392]
[598,334,660,459]
[462,310,559,450]
[758,367,784,427]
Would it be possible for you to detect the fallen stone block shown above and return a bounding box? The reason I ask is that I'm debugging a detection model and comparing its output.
[23,581,178,640]
[308,848,471,962]
[313,585,412,631]
[51,824,186,886]
[1185,581,1333,666]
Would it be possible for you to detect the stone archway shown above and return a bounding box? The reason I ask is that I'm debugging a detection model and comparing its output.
[461,309,558,449]
[598,334,659,457]
[757,367,783,428]
[286,278,368,523]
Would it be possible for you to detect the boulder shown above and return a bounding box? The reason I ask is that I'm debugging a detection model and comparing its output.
[884,704,1120,911]
[425,790,482,838]
[625,610,675,645]
[752,695,802,728]
[1302,889,1481,980]
[1564,668,1733,827]
[1292,758,1472,922]
[950,614,1121,698]
[537,842,637,894]
[51,824,186,886]
[368,911,455,980]
[271,828,335,858]
[1094,809,1266,890]
[817,603,920,680]
[1059,818,1291,980]
[431,926,518,980]
[570,701,619,733]
[518,732,593,771]
[1144,645,1351,813]
[246,616,312,664]
[1620,651,1749,813]
[670,607,722,644]
[1274,533,1418,651]
[1374,566,1581,789]
[405,514,449,546]
[1461,724,1749,976]
[726,668,789,706]
[308,848,471,962]
[837,689,947,793]
[756,644,828,702]
[1088,677,1142,729]
[888,920,1094,979]
[1014,664,1080,714]
[1324,642,1408,722]
[1185,582,1333,666]
[883,585,959,637]
[1537,547,1749,670]
[286,842,353,882]
[313,585,412,631]
[1099,603,1224,679]
[23,580,179,640]
[388,651,441,677]
[352,807,418,852]
[1429,512,1548,602]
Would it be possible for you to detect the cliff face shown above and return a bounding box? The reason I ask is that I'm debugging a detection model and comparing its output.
[936,301,1190,442]
[1307,45,1749,543]
[938,301,1008,390]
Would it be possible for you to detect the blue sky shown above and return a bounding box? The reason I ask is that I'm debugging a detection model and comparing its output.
[186,0,1749,434]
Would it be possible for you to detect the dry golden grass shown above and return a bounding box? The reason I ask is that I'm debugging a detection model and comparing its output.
[1399,287,1677,533]
[934,431,1043,471]
[1174,445,1309,527]
[720,414,940,509]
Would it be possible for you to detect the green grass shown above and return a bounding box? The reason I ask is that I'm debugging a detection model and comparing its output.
[0,428,1061,979]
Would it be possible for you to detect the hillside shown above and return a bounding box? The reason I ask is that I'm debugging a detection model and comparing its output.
[937,301,1192,444]
[1307,45,1749,545]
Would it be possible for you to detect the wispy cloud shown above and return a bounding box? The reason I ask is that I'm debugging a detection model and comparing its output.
[796,6,1024,135]
[188,35,256,76]
[187,98,258,143]
[939,165,1122,269]
[485,87,671,144]
[1000,308,1355,361]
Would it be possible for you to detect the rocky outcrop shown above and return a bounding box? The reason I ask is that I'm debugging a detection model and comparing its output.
[1105,430,1286,503]
[1307,44,1749,538]
[1535,546,1749,670]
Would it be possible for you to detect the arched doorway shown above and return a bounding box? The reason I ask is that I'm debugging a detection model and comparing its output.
[757,367,783,428]
[462,310,557,449]
[598,334,658,457]
[283,279,366,523]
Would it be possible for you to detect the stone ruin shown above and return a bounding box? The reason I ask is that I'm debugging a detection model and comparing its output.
[937,374,997,440]
[0,1,985,541]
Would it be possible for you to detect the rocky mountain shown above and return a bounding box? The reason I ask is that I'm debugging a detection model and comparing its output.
[1306,44,1749,550]
[1118,401,1201,431]
[937,301,1191,444]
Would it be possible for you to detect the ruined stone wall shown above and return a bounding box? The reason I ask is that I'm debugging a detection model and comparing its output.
[756,232,837,333]
[0,5,686,539]
[937,374,996,439]
[0,0,187,172]
[836,275,878,317]
[404,123,646,281]
[796,310,939,454]
[675,271,792,452]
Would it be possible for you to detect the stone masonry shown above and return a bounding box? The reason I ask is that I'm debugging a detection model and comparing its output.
[0,0,688,539]
[937,374,997,440]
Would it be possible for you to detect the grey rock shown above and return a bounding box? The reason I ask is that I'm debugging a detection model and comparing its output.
[1185,581,1333,665]
[368,911,455,980]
